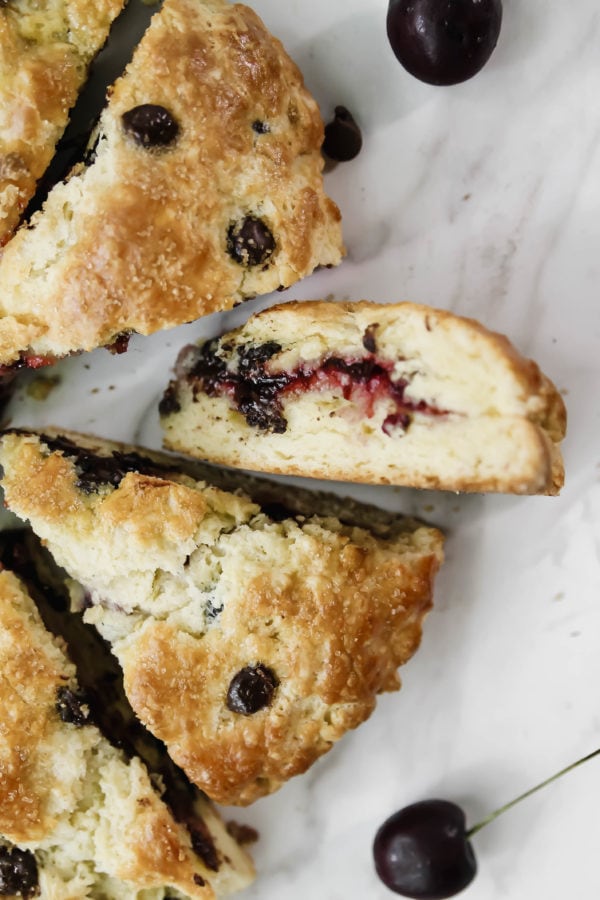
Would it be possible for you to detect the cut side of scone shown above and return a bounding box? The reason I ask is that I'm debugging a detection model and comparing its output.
[0,429,444,807]
[0,530,255,899]
[160,299,566,495]
[0,0,126,246]
[0,0,343,368]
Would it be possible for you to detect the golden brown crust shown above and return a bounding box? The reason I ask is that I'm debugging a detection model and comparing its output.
[0,564,254,897]
[0,430,444,806]
[122,541,438,806]
[0,0,126,244]
[0,0,344,363]
[161,299,566,495]
[0,570,63,842]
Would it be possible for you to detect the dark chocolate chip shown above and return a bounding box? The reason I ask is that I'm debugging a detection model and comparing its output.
[226,216,275,267]
[0,845,39,897]
[56,686,92,727]
[226,664,279,715]
[252,120,270,134]
[193,874,206,887]
[122,104,180,148]
[362,323,379,354]
[158,383,181,417]
[323,106,363,162]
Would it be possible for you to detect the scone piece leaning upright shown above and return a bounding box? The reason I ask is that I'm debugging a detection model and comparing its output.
[0,430,444,806]
[0,556,254,899]
[0,0,126,244]
[160,300,566,495]
[0,0,343,367]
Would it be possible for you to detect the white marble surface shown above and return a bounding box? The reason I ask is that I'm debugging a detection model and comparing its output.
[4,0,600,897]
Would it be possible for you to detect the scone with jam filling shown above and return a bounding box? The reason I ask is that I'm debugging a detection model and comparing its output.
[160,299,566,495]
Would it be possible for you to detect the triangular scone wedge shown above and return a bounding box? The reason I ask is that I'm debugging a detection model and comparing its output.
[0,430,444,806]
[0,0,126,245]
[160,299,566,495]
[0,0,343,368]
[0,534,255,898]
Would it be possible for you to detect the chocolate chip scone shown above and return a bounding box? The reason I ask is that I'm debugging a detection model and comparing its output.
[160,299,566,495]
[0,0,343,369]
[0,0,126,245]
[0,532,255,899]
[0,429,444,806]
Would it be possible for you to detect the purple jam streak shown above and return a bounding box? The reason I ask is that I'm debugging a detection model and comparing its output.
[173,341,448,435]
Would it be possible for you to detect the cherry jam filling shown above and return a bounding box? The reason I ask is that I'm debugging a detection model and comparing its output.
[0,353,56,377]
[176,340,447,435]
[0,334,132,378]
[5,431,174,495]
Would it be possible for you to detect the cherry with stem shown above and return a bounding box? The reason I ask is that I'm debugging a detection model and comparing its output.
[373,747,600,899]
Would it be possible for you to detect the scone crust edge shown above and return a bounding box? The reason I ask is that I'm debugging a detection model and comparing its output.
[161,299,566,495]
[0,430,443,807]
[120,533,441,806]
[0,0,126,243]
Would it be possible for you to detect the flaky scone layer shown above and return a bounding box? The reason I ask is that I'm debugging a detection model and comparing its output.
[0,430,443,806]
[0,0,343,365]
[0,567,254,899]
[161,299,566,495]
[0,0,126,245]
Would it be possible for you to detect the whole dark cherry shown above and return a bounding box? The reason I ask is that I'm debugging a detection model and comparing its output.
[374,801,475,898]
[386,0,503,86]
[373,747,600,897]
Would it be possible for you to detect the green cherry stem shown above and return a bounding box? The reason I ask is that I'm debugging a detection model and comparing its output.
[466,747,600,837]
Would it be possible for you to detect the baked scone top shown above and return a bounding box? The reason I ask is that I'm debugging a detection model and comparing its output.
[0,430,443,806]
[0,562,256,898]
[161,299,566,494]
[0,0,343,366]
[0,0,126,244]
